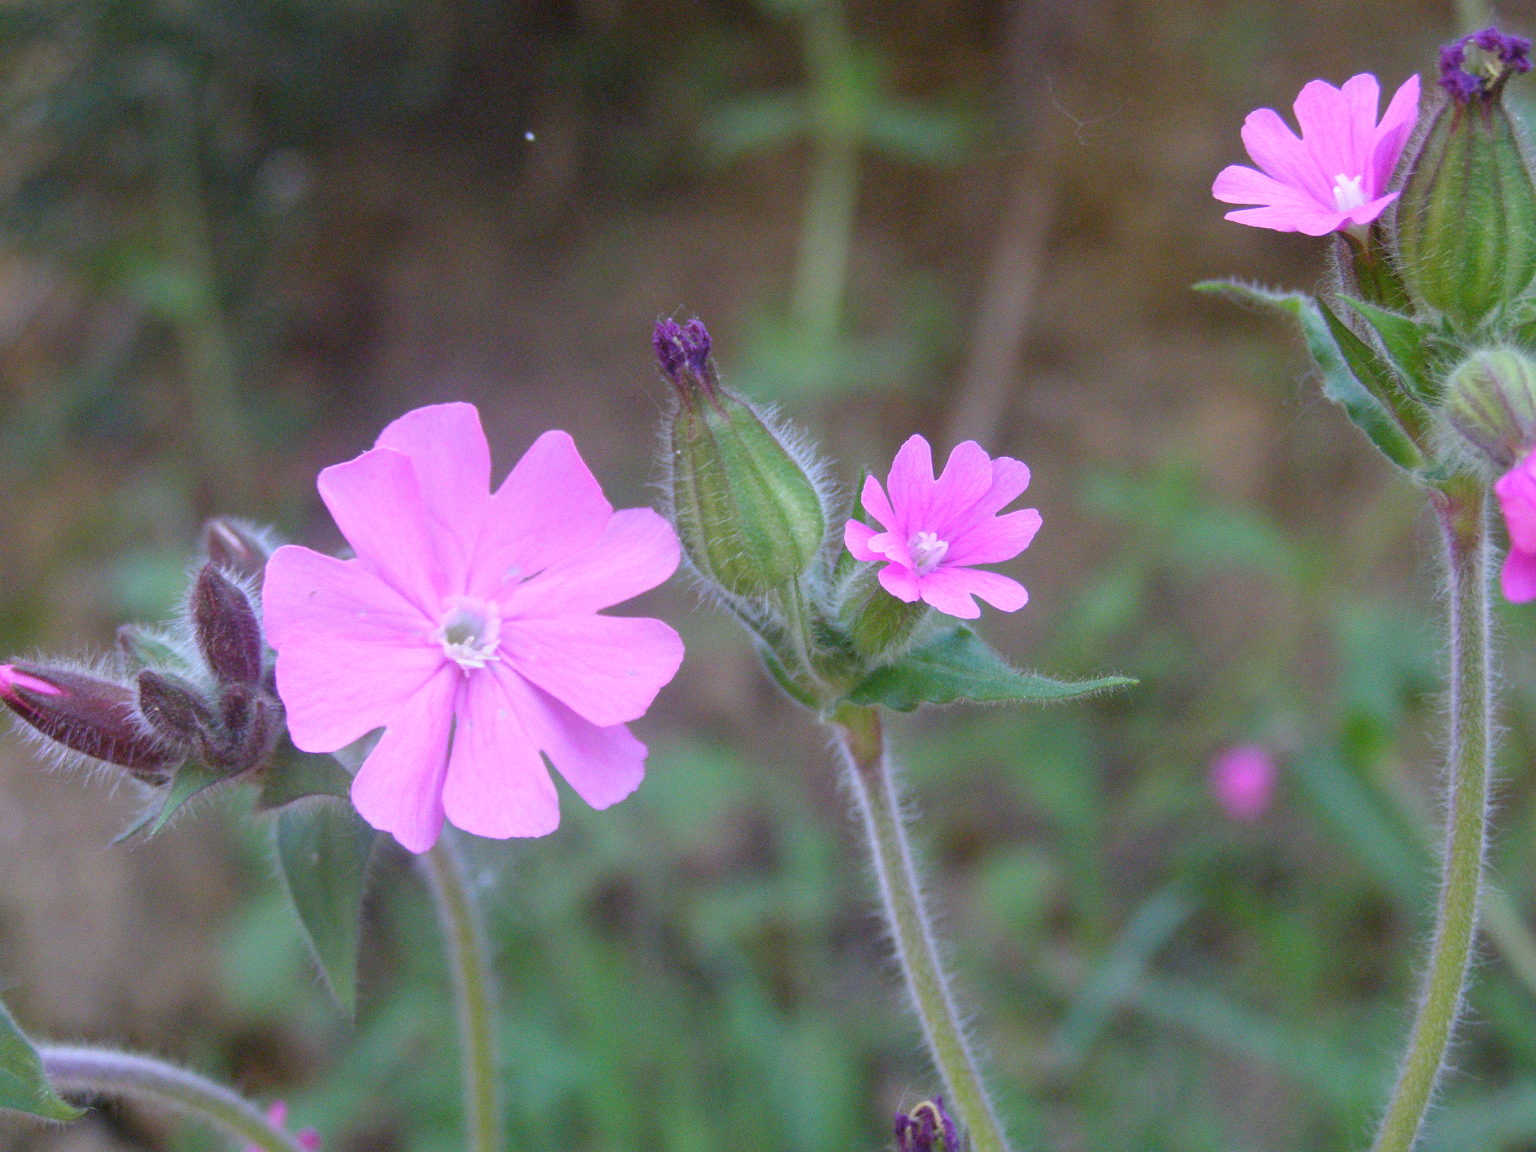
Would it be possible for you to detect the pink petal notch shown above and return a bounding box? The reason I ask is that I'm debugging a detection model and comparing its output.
[845,435,1040,620]
[262,402,685,852]
[1213,72,1421,236]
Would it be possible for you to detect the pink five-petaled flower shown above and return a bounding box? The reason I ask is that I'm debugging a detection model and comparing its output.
[1212,72,1421,236]
[1496,449,1536,602]
[262,403,685,853]
[845,434,1041,620]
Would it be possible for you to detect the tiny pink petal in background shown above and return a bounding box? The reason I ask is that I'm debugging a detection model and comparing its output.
[1209,744,1277,823]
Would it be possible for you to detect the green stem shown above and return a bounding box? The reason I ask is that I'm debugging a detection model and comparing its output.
[1371,485,1494,1152]
[421,835,504,1152]
[40,1045,311,1152]
[833,705,1011,1152]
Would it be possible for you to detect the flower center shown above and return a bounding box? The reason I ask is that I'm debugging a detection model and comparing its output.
[908,530,949,576]
[434,597,502,670]
[1332,172,1368,214]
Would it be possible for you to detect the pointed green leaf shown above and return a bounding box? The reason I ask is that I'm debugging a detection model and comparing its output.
[1316,298,1426,439]
[257,749,354,810]
[113,762,230,843]
[274,800,379,1015]
[0,999,80,1120]
[1340,295,1439,403]
[1195,280,1423,471]
[844,627,1133,712]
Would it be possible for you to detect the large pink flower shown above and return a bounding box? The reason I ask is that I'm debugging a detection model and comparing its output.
[1212,72,1421,236]
[844,435,1041,620]
[1496,449,1536,602]
[263,403,684,852]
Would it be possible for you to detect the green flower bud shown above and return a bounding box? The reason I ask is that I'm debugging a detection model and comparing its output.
[1394,29,1536,327]
[838,563,930,662]
[656,318,826,598]
[1443,346,1536,469]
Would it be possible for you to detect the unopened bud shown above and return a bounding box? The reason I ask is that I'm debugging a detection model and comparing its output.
[1444,347,1536,469]
[895,1098,960,1152]
[201,518,274,583]
[1395,28,1536,326]
[193,564,264,687]
[658,318,827,598]
[136,670,211,747]
[0,662,182,779]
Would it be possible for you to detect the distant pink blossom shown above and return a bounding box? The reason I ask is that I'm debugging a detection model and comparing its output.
[1209,744,1277,823]
[263,403,684,853]
[1212,72,1421,236]
[1496,450,1536,602]
[245,1101,320,1152]
[845,435,1041,620]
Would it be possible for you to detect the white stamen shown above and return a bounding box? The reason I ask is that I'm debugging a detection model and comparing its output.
[909,530,949,575]
[1332,172,1368,214]
[434,596,502,670]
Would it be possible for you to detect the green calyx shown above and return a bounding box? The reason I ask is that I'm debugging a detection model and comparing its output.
[1395,95,1536,328]
[1443,345,1536,470]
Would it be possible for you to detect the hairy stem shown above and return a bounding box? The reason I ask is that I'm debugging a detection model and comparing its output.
[1371,485,1494,1152]
[833,705,1011,1152]
[40,1045,310,1152]
[421,835,504,1152]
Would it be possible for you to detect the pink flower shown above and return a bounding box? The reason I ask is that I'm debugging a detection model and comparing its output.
[263,403,685,853]
[844,435,1041,620]
[1209,744,1276,823]
[1212,72,1421,236]
[245,1101,321,1152]
[1496,449,1536,602]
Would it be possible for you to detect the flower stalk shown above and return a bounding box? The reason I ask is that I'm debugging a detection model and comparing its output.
[1371,482,1494,1152]
[39,1045,312,1152]
[420,835,504,1152]
[832,704,1010,1152]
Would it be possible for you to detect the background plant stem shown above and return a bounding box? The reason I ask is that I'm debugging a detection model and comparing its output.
[832,704,1012,1152]
[421,834,504,1152]
[40,1045,311,1152]
[1371,484,1493,1152]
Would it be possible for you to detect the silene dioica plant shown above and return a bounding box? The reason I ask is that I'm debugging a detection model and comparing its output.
[3,24,1536,1152]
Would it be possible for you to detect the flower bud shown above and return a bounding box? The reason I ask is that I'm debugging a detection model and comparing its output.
[136,670,212,746]
[657,318,827,598]
[0,662,182,780]
[838,563,931,662]
[895,1098,959,1152]
[192,563,264,688]
[1394,28,1536,327]
[1444,346,1536,469]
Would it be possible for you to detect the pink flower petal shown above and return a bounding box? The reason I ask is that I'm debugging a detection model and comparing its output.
[263,546,442,751]
[921,567,1028,616]
[501,615,684,727]
[499,672,647,810]
[877,562,922,603]
[1238,107,1329,205]
[374,403,491,588]
[317,448,446,612]
[1292,78,1364,192]
[885,435,935,535]
[927,441,997,536]
[468,431,613,600]
[946,507,1042,566]
[1223,202,1349,237]
[1371,74,1421,189]
[860,474,898,531]
[1497,457,1536,552]
[1503,546,1536,603]
[977,456,1032,519]
[845,519,881,561]
[349,667,456,853]
[441,667,559,839]
[503,508,679,617]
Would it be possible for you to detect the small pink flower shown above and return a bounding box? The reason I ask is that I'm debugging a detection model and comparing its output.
[263,403,685,853]
[1212,72,1421,236]
[1496,449,1536,602]
[844,435,1041,620]
[246,1101,321,1152]
[1209,744,1277,823]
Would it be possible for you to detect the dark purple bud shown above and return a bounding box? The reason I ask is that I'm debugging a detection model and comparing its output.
[1440,26,1532,100]
[0,662,182,779]
[653,316,718,400]
[894,1098,959,1152]
[136,671,211,747]
[201,518,273,583]
[193,564,264,687]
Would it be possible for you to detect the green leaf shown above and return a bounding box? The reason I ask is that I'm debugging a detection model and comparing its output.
[865,101,970,165]
[257,749,354,810]
[704,93,807,164]
[843,627,1134,712]
[113,762,229,843]
[1340,295,1440,403]
[1316,298,1426,440]
[274,800,379,1016]
[0,999,80,1121]
[1195,280,1424,472]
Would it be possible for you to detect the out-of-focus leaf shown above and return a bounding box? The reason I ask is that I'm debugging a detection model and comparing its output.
[0,999,80,1121]
[703,94,806,164]
[258,749,353,810]
[864,101,970,165]
[274,799,378,1016]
